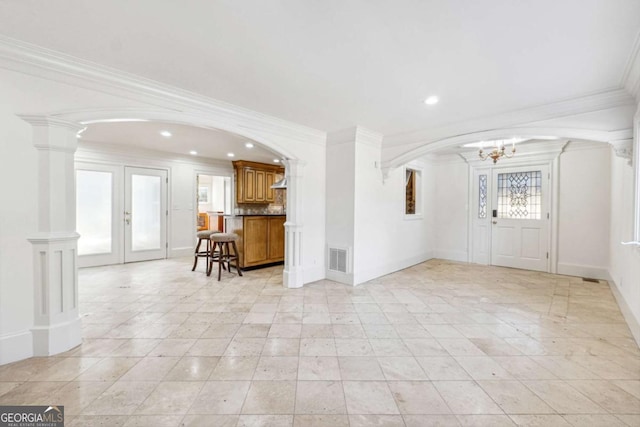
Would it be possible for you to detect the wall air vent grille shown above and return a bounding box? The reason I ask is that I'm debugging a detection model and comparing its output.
[328,248,348,273]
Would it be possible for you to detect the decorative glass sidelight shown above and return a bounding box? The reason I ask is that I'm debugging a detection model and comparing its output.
[497,170,542,219]
[478,174,487,218]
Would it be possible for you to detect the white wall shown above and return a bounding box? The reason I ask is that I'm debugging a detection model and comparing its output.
[0,110,37,364]
[325,127,436,285]
[353,149,435,284]
[325,131,356,283]
[609,150,640,343]
[434,158,469,262]
[557,143,611,279]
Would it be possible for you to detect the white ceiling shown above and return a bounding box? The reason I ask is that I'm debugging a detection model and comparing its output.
[79,121,282,163]
[0,1,639,137]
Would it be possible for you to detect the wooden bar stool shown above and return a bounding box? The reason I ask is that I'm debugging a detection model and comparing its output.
[208,233,243,280]
[191,230,220,271]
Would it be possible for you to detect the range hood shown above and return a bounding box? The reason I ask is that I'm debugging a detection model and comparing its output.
[270,177,287,189]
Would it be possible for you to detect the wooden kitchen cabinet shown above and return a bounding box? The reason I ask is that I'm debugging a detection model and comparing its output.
[224,215,286,268]
[244,216,269,265]
[233,160,284,204]
[267,216,286,260]
[266,171,276,202]
[243,168,256,202]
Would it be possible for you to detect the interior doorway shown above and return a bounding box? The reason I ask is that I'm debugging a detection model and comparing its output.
[471,165,551,272]
[76,163,168,267]
[196,174,231,233]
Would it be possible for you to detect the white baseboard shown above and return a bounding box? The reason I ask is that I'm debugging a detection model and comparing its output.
[434,249,468,263]
[353,251,434,286]
[608,276,640,347]
[303,265,326,285]
[170,247,193,258]
[557,262,610,281]
[326,270,354,286]
[31,316,82,356]
[0,330,33,365]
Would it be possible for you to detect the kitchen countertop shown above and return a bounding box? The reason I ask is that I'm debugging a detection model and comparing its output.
[224,214,286,217]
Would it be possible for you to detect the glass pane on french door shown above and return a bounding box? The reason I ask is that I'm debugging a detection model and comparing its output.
[124,167,168,263]
[131,174,162,251]
[77,170,112,255]
[75,163,121,267]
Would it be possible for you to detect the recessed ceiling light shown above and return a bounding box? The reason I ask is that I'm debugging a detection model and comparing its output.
[227,152,235,157]
[273,159,280,163]
[189,150,198,155]
[245,142,254,148]
[160,130,172,137]
[424,96,439,105]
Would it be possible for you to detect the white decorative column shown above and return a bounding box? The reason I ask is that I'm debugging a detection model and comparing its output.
[282,159,305,288]
[20,116,83,356]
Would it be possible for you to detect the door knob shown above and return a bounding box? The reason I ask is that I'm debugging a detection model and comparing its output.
[492,221,497,224]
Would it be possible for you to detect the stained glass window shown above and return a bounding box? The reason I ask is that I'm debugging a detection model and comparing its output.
[405,169,416,215]
[497,171,542,219]
[478,174,487,218]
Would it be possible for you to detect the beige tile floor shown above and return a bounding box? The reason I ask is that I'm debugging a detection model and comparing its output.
[1,258,639,426]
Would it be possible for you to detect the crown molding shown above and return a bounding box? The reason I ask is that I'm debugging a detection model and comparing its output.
[77,140,234,171]
[326,126,383,149]
[562,139,610,152]
[355,127,384,149]
[384,89,636,149]
[0,35,326,146]
[622,31,640,101]
[326,127,358,146]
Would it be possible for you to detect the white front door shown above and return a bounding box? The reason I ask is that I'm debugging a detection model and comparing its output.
[124,167,168,263]
[490,166,550,272]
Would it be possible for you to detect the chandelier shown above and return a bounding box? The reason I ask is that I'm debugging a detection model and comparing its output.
[477,138,520,163]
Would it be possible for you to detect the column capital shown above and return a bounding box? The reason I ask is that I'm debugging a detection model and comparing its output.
[610,139,633,165]
[18,115,85,132]
[282,158,306,176]
[18,115,84,153]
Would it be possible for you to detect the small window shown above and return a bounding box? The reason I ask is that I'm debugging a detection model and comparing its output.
[404,167,422,217]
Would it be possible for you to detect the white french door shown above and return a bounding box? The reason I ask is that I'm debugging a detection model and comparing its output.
[76,164,168,267]
[490,166,550,272]
[124,167,168,263]
[76,163,122,267]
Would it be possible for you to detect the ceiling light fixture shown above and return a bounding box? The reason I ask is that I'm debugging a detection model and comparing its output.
[189,150,198,155]
[160,130,172,137]
[424,95,439,105]
[477,138,522,163]
[245,142,254,148]
[227,153,235,157]
[273,159,280,163]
